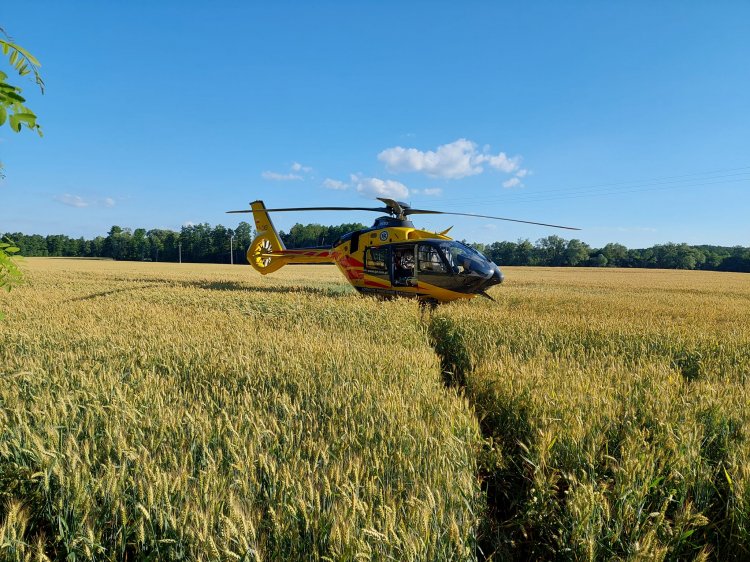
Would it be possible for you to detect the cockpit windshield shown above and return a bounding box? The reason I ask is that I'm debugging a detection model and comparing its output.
[436,241,494,276]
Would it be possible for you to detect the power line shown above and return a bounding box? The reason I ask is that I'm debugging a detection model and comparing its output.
[442,174,750,209]
[422,165,750,207]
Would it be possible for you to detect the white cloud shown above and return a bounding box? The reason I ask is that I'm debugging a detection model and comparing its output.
[515,169,529,178]
[412,187,442,196]
[323,178,349,190]
[261,171,303,181]
[353,175,409,199]
[378,139,480,179]
[475,152,520,173]
[54,194,118,208]
[378,138,522,179]
[55,194,90,208]
[263,161,313,181]
[291,162,313,173]
[502,177,522,188]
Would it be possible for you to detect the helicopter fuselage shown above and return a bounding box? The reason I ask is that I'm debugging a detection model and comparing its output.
[246,202,504,303]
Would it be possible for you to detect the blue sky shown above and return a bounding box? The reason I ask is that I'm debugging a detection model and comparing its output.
[2,2,749,248]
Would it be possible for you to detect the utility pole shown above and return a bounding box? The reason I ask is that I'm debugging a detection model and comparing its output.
[230,235,235,265]
[179,242,182,264]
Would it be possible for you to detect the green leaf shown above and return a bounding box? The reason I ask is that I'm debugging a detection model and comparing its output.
[8,113,22,132]
[724,466,734,492]
[0,40,42,67]
[14,112,37,125]
[679,529,696,541]
[0,106,5,127]
[5,91,26,103]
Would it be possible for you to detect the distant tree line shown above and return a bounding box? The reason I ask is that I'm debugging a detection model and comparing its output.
[471,236,750,272]
[280,222,367,248]
[4,223,749,272]
[3,222,255,264]
[1,222,366,264]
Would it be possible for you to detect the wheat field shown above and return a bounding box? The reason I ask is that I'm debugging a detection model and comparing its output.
[1,259,749,561]
[0,259,482,561]
[431,267,750,560]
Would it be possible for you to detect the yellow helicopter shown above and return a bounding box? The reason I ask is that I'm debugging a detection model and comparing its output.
[227,198,579,304]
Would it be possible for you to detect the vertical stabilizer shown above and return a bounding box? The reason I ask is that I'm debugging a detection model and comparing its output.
[250,200,286,251]
[247,200,286,274]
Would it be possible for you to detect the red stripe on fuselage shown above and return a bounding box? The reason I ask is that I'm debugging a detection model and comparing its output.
[339,255,363,269]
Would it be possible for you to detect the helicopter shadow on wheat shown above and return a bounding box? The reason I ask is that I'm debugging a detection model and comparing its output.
[69,283,163,302]
[176,279,356,298]
[67,278,355,303]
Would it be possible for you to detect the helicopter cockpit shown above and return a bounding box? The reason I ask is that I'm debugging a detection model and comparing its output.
[365,240,503,294]
[434,241,494,276]
[416,241,503,292]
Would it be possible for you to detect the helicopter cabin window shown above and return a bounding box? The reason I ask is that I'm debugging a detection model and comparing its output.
[364,246,388,273]
[418,244,447,273]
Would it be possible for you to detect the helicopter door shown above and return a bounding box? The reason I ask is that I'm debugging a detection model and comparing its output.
[392,244,417,287]
[417,243,452,287]
[363,245,391,287]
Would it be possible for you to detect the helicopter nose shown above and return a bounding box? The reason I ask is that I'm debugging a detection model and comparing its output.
[485,265,504,287]
[494,266,504,284]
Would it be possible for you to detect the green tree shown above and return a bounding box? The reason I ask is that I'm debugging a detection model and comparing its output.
[91,236,106,257]
[537,235,567,266]
[211,224,230,262]
[0,30,43,306]
[0,239,22,317]
[592,253,608,267]
[46,234,67,256]
[651,243,705,270]
[486,241,518,265]
[515,238,536,265]
[131,228,148,260]
[280,222,366,248]
[233,221,254,264]
[563,239,591,266]
[601,243,628,267]
[147,229,166,261]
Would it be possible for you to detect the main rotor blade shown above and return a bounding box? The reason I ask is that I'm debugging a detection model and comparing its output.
[227,206,389,214]
[404,209,581,230]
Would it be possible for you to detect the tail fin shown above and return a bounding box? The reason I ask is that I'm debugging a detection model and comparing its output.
[247,200,287,274]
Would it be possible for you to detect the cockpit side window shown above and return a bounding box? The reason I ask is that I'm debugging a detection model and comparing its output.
[418,244,448,273]
[364,246,388,273]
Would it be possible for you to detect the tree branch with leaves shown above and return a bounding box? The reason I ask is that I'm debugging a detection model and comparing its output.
[0,27,44,310]
[0,27,43,138]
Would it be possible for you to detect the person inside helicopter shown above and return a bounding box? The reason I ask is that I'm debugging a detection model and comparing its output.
[393,247,416,286]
